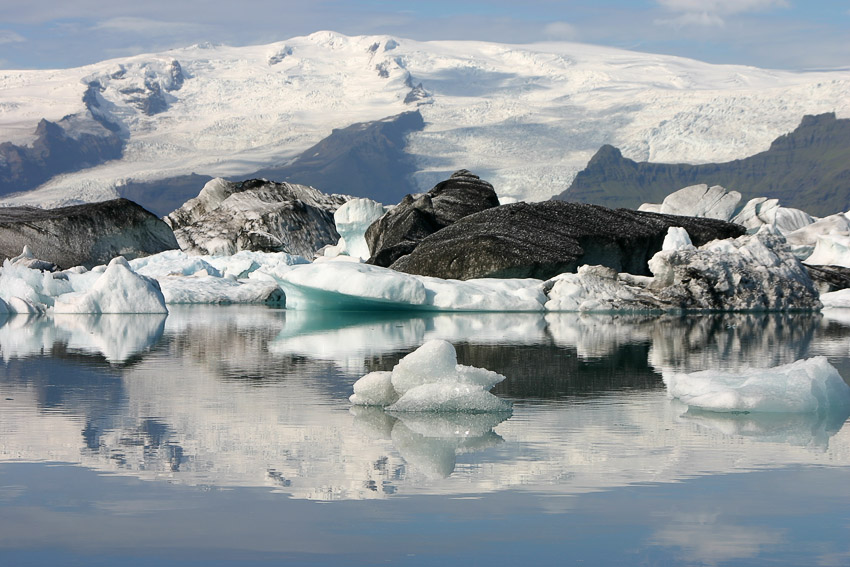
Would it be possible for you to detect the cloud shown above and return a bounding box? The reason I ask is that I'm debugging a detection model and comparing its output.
[543,21,579,40]
[0,30,25,44]
[92,17,210,37]
[655,0,788,27]
[657,0,788,15]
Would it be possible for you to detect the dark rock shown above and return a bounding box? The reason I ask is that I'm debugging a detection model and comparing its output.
[164,177,349,258]
[389,200,745,280]
[366,170,501,267]
[0,199,179,269]
[555,113,850,217]
[802,264,850,294]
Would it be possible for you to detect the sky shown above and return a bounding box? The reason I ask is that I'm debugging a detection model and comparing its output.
[0,0,848,71]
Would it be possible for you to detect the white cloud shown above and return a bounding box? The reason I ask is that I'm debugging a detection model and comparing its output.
[92,17,210,37]
[655,12,725,28]
[0,30,26,45]
[543,21,579,40]
[655,0,788,27]
[657,0,788,15]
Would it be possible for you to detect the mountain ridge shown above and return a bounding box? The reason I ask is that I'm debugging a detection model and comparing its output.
[554,113,850,216]
[1,31,849,208]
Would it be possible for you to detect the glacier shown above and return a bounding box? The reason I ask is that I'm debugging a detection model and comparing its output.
[1,32,849,207]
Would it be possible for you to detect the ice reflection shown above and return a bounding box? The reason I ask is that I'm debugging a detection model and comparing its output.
[674,403,850,450]
[1,307,850,501]
[351,407,510,479]
[0,313,165,364]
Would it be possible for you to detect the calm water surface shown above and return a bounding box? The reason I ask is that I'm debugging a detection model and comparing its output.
[1,306,849,566]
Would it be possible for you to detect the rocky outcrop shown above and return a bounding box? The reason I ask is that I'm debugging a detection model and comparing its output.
[366,170,500,267]
[165,178,349,258]
[556,113,850,217]
[389,201,746,280]
[0,199,179,269]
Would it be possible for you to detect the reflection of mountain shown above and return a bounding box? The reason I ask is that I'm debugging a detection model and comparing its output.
[1,307,849,501]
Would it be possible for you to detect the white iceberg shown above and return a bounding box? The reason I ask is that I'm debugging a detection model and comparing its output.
[53,257,168,314]
[274,261,545,311]
[639,185,816,236]
[663,357,850,413]
[350,339,512,412]
[330,198,387,260]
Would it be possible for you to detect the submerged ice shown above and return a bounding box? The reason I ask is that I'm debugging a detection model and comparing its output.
[350,339,512,412]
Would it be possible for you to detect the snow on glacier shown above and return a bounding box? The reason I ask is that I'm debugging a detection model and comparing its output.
[663,357,850,413]
[2,32,849,206]
[350,339,511,413]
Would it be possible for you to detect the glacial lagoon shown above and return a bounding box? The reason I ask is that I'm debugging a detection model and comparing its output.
[1,306,849,566]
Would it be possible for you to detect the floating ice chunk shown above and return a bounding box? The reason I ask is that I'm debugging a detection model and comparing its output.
[732,197,815,235]
[351,340,511,412]
[658,184,742,220]
[8,296,42,315]
[349,371,399,406]
[391,339,458,394]
[785,214,850,260]
[53,257,168,314]
[803,233,850,268]
[545,265,655,312]
[663,357,850,413]
[661,226,694,252]
[388,383,512,413]
[0,259,72,308]
[275,262,429,310]
[157,275,283,304]
[820,289,850,309]
[129,250,222,278]
[274,261,545,311]
[333,198,386,260]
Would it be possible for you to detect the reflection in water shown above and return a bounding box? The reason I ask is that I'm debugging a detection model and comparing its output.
[351,407,510,479]
[1,307,849,502]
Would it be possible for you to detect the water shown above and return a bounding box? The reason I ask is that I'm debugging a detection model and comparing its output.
[1,306,849,566]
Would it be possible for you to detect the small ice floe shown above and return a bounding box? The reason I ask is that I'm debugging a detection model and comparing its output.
[350,339,512,412]
[663,357,850,413]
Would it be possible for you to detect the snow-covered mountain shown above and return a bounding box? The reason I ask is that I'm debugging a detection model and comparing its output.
[1,30,849,208]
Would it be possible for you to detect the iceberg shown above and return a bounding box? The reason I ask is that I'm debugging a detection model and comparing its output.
[663,357,850,413]
[54,257,168,314]
[350,339,512,412]
[330,198,387,260]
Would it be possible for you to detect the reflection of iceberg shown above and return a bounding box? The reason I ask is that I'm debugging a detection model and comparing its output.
[676,404,850,450]
[54,314,167,364]
[351,406,510,479]
[0,314,66,361]
[0,313,165,364]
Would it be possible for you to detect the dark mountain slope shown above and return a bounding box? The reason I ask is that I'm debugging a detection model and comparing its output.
[115,111,425,216]
[555,113,850,217]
